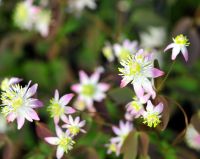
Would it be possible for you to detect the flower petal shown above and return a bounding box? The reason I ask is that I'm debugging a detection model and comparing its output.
[71,84,81,93]
[55,125,63,138]
[154,103,164,114]
[17,116,25,129]
[79,71,89,84]
[97,83,110,92]
[164,43,175,52]
[54,89,59,101]
[59,94,74,106]
[28,109,40,120]
[181,46,188,62]
[45,137,59,145]
[90,71,100,84]
[56,146,64,159]
[29,99,43,108]
[133,83,144,98]
[171,46,181,60]
[26,84,38,98]
[64,106,76,114]
[151,68,164,78]
[7,113,16,122]
[146,100,154,112]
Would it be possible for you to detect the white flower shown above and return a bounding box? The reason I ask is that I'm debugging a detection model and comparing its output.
[142,100,163,128]
[45,126,75,159]
[140,26,166,48]
[48,90,75,124]
[113,39,138,61]
[1,81,43,129]
[105,139,121,156]
[67,0,96,13]
[62,115,86,136]
[71,70,109,112]
[164,34,190,62]
[185,124,200,151]
[119,49,164,100]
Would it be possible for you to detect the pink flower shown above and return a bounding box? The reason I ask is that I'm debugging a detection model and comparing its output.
[164,34,190,62]
[71,70,109,112]
[45,126,75,159]
[1,81,43,129]
[47,90,76,124]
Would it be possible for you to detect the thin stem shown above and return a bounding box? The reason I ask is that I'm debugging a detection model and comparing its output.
[157,61,176,91]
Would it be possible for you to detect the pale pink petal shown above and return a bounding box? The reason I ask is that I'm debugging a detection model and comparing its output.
[71,84,81,93]
[146,100,154,112]
[55,126,63,138]
[68,115,74,124]
[133,83,144,98]
[86,104,96,112]
[97,83,110,92]
[171,46,181,60]
[142,80,156,99]
[54,117,59,124]
[151,68,164,78]
[75,117,80,124]
[154,103,164,114]
[9,77,22,85]
[61,115,68,123]
[120,78,131,88]
[112,126,121,136]
[79,71,89,84]
[56,146,64,159]
[28,109,40,120]
[79,120,86,127]
[64,106,76,114]
[45,137,59,145]
[30,99,43,108]
[113,44,121,56]
[139,93,151,104]
[59,94,74,106]
[91,71,100,84]
[54,90,59,101]
[181,46,188,62]
[26,84,38,98]
[93,93,105,102]
[17,116,25,129]
[164,43,175,52]
[7,113,16,122]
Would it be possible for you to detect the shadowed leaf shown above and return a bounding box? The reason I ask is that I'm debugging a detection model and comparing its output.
[36,122,53,139]
[138,132,149,158]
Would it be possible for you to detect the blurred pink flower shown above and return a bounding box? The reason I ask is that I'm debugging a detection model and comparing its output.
[71,70,109,112]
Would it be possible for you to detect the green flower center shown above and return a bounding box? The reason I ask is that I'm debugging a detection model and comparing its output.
[12,97,23,110]
[68,126,80,136]
[48,100,64,117]
[143,113,161,128]
[59,137,75,152]
[173,34,190,46]
[108,143,117,153]
[129,61,141,75]
[82,84,95,96]
[130,101,141,111]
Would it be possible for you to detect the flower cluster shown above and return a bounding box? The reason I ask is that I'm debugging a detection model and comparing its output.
[46,89,86,159]
[106,121,133,156]
[13,0,51,37]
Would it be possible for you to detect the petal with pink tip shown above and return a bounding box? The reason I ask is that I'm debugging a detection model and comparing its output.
[30,99,43,108]
[26,84,38,98]
[91,71,100,84]
[54,90,59,101]
[151,68,164,78]
[54,117,60,124]
[64,106,76,114]
[59,94,74,106]
[61,115,68,123]
[154,103,164,114]
[55,126,63,138]
[133,83,144,98]
[71,84,81,93]
[112,126,121,136]
[79,71,89,84]
[28,109,40,120]
[120,78,131,88]
[171,46,181,60]
[45,137,59,145]
[7,113,16,122]
[164,43,175,52]
[56,146,64,159]
[97,83,110,92]
[93,92,105,102]
[181,46,188,62]
[9,77,22,85]
[17,116,25,129]
[146,100,154,112]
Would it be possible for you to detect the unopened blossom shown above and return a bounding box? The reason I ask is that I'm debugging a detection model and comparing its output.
[185,124,200,151]
[62,115,86,136]
[113,39,138,61]
[71,70,109,112]
[45,126,75,159]
[67,0,96,13]
[125,97,144,119]
[1,77,22,91]
[164,34,190,62]
[105,139,121,156]
[111,121,133,147]
[48,90,75,124]
[140,26,166,48]
[102,44,114,62]
[1,81,43,129]
[142,100,163,128]
[119,49,164,99]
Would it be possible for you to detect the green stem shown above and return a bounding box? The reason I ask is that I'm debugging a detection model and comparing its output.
[157,61,176,91]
